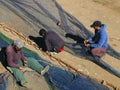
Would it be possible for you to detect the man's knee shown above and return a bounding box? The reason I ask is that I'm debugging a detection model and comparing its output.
[91,48,106,57]
[27,57,38,64]
[10,68,23,75]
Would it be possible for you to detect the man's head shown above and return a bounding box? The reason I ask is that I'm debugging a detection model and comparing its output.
[13,40,23,51]
[39,29,47,37]
[90,21,102,30]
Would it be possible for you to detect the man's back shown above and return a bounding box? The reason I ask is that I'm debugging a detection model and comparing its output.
[45,31,64,52]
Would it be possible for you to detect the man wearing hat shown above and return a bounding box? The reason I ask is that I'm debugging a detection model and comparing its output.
[5,40,49,87]
[84,21,108,57]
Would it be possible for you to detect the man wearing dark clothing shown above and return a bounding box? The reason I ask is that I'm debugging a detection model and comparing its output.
[84,21,108,57]
[39,29,65,53]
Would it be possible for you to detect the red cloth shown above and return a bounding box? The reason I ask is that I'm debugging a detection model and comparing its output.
[58,47,64,52]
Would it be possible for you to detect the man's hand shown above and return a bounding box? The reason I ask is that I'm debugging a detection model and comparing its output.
[85,44,90,47]
[84,39,91,47]
[84,39,89,45]
[23,60,27,66]
[23,60,27,64]
[19,66,26,72]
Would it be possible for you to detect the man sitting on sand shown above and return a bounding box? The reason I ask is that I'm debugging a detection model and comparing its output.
[5,40,49,87]
[39,29,65,54]
[84,21,108,57]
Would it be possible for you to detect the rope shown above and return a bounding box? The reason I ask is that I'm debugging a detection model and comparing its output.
[0,23,120,90]
[46,52,69,69]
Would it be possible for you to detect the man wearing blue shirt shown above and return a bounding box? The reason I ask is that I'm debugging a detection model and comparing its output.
[84,21,108,57]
